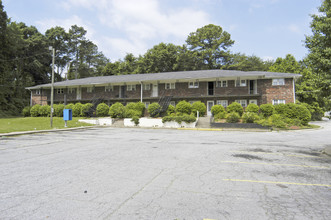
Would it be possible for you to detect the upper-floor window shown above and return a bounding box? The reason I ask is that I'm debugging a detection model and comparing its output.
[235,99,247,107]
[87,87,93,93]
[143,84,150,90]
[272,99,285,105]
[35,89,41,95]
[236,79,247,87]
[127,85,136,91]
[57,88,64,94]
[165,83,175,90]
[216,80,227,88]
[272,78,285,86]
[68,88,75,94]
[217,100,228,108]
[188,81,199,88]
[105,85,113,92]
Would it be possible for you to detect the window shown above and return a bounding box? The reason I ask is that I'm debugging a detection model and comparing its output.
[235,100,247,107]
[143,84,150,90]
[249,99,258,105]
[35,89,41,95]
[272,78,285,86]
[144,102,150,108]
[68,88,75,94]
[236,79,247,87]
[188,81,199,88]
[165,83,175,90]
[170,101,176,107]
[217,100,228,108]
[87,87,93,93]
[127,84,136,91]
[105,85,113,92]
[216,80,227,88]
[189,101,198,105]
[272,99,285,105]
[57,88,64,94]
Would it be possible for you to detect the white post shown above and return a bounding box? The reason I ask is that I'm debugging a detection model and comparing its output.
[293,78,296,103]
[140,82,143,103]
[49,46,55,128]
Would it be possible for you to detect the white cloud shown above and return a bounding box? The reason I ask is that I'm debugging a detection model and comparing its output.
[262,56,274,61]
[287,24,301,34]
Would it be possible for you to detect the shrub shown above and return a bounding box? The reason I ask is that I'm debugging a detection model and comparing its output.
[53,104,65,117]
[191,101,206,116]
[39,105,51,117]
[242,112,260,123]
[166,105,175,115]
[81,103,93,117]
[283,103,311,126]
[126,102,145,117]
[246,103,259,113]
[131,116,140,126]
[226,112,240,123]
[65,103,75,110]
[148,102,161,118]
[162,114,196,124]
[274,103,287,115]
[300,102,324,121]
[175,100,192,115]
[22,106,31,117]
[260,104,274,117]
[227,102,243,116]
[211,105,225,116]
[96,103,109,117]
[124,109,141,118]
[214,111,227,120]
[270,114,287,128]
[30,104,41,117]
[109,102,125,118]
[73,103,83,117]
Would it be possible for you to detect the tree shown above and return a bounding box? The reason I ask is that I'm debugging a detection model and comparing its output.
[222,53,272,71]
[186,24,234,69]
[268,54,301,73]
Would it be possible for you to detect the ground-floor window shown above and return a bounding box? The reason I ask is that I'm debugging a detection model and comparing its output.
[249,99,257,105]
[216,80,227,88]
[35,89,41,95]
[144,102,150,108]
[87,87,93,93]
[105,85,113,92]
[235,99,247,107]
[217,100,228,108]
[272,99,285,105]
[143,84,151,90]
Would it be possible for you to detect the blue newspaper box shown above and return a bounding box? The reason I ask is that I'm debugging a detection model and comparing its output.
[63,109,72,121]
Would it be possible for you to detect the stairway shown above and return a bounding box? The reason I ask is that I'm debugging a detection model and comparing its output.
[158,96,173,114]
[196,116,212,128]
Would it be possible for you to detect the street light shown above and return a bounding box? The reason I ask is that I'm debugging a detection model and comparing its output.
[49,46,55,128]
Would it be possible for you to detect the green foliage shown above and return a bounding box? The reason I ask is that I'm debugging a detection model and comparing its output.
[211,105,226,116]
[162,114,196,124]
[268,54,302,73]
[80,103,93,117]
[109,102,125,118]
[246,103,259,113]
[226,102,243,116]
[65,103,75,110]
[148,102,161,118]
[53,104,65,117]
[30,105,41,117]
[300,102,324,121]
[269,114,287,128]
[96,103,109,117]
[73,103,83,117]
[274,103,287,115]
[222,53,272,71]
[226,112,240,123]
[175,100,192,115]
[214,112,227,120]
[39,105,51,117]
[124,109,141,118]
[191,101,206,116]
[131,116,140,126]
[126,102,145,117]
[260,104,275,117]
[242,112,260,123]
[166,105,175,115]
[283,103,311,126]
[22,106,31,117]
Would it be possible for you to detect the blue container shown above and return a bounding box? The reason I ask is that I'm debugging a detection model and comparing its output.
[63,109,72,121]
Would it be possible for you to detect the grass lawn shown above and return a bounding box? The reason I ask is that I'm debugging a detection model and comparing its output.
[0,117,92,133]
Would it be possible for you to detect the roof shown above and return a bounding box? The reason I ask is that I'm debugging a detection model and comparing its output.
[26,69,301,89]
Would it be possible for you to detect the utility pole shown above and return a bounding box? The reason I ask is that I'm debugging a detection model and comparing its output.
[49,46,55,128]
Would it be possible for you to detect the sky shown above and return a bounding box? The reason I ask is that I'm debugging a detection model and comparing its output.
[2,0,322,62]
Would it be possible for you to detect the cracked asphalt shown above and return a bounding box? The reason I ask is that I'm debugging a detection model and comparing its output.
[0,121,331,220]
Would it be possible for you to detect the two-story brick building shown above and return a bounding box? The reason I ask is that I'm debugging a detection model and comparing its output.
[26,69,300,116]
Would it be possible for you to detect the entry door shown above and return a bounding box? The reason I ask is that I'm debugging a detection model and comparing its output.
[207,101,214,116]
[152,84,158,97]
[249,80,257,94]
[76,87,81,100]
[120,86,126,98]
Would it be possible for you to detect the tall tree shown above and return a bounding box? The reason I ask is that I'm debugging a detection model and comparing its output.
[222,53,273,71]
[268,54,301,73]
[186,24,234,69]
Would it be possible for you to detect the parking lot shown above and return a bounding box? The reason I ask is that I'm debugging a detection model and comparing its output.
[0,121,331,220]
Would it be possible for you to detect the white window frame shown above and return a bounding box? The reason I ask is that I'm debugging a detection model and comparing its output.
[188,81,199,88]
[144,102,150,108]
[143,84,151,90]
[165,83,175,90]
[272,99,286,105]
[35,89,41,95]
[216,80,227,88]
[87,87,93,93]
[216,100,228,108]
[235,99,247,107]
[249,99,258,105]
[272,78,285,86]
[105,85,113,92]
[236,79,247,87]
[127,84,136,91]
[68,88,75,94]
[189,100,198,105]
[57,88,64,94]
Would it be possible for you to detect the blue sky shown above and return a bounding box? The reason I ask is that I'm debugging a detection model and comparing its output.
[3,0,322,62]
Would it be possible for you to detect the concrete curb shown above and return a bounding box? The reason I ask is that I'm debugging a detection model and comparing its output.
[323,146,331,157]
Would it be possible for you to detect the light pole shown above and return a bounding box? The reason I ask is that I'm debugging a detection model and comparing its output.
[49,46,55,128]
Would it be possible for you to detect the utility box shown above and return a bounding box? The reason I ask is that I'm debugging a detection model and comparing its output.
[63,109,72,121]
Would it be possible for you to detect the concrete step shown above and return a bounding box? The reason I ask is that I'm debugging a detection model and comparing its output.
[196,116,212,128]
[111,119,125,127]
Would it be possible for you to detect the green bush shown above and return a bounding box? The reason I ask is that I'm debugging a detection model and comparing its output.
[72,103,82,117]
[246,103,259,113]
[96,103,109,117]
[270,114,287,128]
[162,114,196,124]
[81,103,93,117]
[30,104,41,117]
[22,106,31,117]
[109,102,125,118]
[260,104,274,117]
[53,104,65,117]
[242,112,260,123]
[39,105,51,117]
[65,103,75,110]
[124,109,141,118]
[175,100,192,115]
[214,111,227,120]
[227,102,244,116]
[211,105,225,116]
[126,102,145,117]
[274,103,287,115]
[166,105,175,115]
[191,101,206,116]
[148,102,161,118]
[226,112,240,123]
[131,116,140,126]
[300,102,324,121]
[283,103,311,126]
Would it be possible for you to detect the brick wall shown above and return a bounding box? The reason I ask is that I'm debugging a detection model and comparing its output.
[259,78,294,104]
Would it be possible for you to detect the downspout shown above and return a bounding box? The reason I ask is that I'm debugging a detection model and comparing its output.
[293,78,296,103]
[140,81,143,103]
[28,89,32,106]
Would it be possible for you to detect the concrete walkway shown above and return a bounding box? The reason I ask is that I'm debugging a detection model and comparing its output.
[196,116,212,128]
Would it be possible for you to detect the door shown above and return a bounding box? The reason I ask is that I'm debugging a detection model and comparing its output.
[152,84,158,97]
[119,86,126,98]
[76,87,81,100]
[208,82,214,96]
[207,101,214,116]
